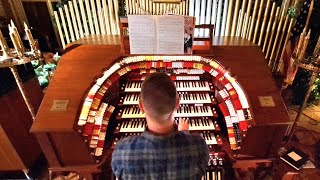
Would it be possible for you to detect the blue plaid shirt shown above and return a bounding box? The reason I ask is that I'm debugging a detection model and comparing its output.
[111,126,209,180]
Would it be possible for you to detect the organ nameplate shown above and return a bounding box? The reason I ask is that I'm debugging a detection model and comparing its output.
[51,100,69,111]
[258,96,275,107]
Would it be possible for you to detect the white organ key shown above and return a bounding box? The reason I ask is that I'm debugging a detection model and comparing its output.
[218,170,221,180]
[120,119,146,132]
[124,82,142,92]
[188,118,215,131]
[121,106,144,118]
[206,172,210,180]
[124,81,210,92]
[122,106,214,118]
[123,94,139,105]
[212,171,215,180]
[201,132,217,145]
[124,93,212,105]
[179,93,211,104]
[174,106,213,117]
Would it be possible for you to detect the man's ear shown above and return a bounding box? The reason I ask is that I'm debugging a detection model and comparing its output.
[138,99,144,113]
[175,97,180,110]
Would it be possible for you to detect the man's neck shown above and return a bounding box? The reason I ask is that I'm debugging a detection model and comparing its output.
[146,117,175,136]
[148,124,175,136]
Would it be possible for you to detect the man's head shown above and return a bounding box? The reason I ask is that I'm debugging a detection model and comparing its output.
[139,73,179,124]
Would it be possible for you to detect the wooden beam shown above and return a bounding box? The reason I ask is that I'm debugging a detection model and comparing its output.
[1,0,28,32]
[46,0,63,50]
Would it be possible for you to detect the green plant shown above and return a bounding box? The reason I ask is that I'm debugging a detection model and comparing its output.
[32,53,60,88]
[288,6,298,18]
[292,68,320,105]
[32,61,55,87]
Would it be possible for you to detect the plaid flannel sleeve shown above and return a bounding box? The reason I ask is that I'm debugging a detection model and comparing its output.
[111,143,123,179]
[198,136,210,175]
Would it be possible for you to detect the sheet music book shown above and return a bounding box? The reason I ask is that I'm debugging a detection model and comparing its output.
[128,15,195,54]
[280,147,310,170]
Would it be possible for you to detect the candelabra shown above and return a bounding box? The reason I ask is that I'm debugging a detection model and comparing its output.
[287,28,320,142]
[0,20,42,120]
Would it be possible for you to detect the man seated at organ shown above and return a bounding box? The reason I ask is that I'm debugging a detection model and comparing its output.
[111,72,209,179]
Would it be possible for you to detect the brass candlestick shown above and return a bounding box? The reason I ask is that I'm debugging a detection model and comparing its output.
[24,22,41,59]
[287,55,320,142]
[0,57,37,120]
[0,20,44,120]
[0,28,14,62]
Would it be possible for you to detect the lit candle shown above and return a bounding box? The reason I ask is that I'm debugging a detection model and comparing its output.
[0,29,14,61]
[9,25,23,57]
[0,30,9,51]
[0,29,13,60]
[294,28,306,57]
[314,35,320,56]
[10,20,24,52]
[24,22,36,49]
[298,29,311,60]
[317,55,320,65]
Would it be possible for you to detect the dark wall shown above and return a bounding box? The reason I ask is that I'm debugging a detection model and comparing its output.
[22,2,59,52]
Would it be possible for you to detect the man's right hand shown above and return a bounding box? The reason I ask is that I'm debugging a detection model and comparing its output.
[178,118,189,131]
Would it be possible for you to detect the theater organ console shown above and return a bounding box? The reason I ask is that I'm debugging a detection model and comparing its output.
[32,43,291,180]
[74,55,254,179]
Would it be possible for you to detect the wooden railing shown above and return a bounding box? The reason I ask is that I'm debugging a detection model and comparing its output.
[53,0,298,72]
[125,0,189,15]
[187,0,296,72]
[52,0,120,48]
[126,0,298,72]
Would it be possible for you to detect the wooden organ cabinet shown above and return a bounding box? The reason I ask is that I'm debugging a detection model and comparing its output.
[0,64,42,174]
[78,55,254,180]
[31,43,291,180]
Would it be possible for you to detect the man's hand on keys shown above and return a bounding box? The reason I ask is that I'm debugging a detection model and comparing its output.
[178,118,189,131]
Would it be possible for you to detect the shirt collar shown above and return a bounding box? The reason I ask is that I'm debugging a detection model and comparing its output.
[142,124,179,141]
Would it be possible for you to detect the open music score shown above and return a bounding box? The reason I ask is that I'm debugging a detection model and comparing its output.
[128,15,157,54]
[128,15,194,54]
[156,15,184,54]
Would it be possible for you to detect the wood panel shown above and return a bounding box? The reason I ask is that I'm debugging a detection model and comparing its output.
[49,132,96,165]
[238,124,289,158]
[0,77,43,170]
[0,0,5,16]
[65,35,121,48]
[213,46,290,125]
[0,0,28,31]
[212,36,257,46]
[22,1,58,51]
[32,45,121,132]
[0,125,25,170]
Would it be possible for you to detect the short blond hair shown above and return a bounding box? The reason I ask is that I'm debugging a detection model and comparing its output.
[140,73,177,123]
